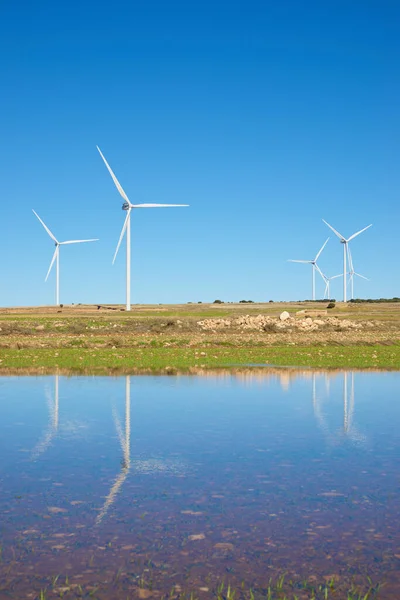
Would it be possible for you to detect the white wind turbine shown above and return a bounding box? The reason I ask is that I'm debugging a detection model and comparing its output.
[347,246,369,300]
[322,220,372,302]
[33,210,98,306]
[288,238,329,300]
[97,147,189,311]
[318,270,343,300]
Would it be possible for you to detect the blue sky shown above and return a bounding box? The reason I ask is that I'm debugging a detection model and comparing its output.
[0,0,398,305]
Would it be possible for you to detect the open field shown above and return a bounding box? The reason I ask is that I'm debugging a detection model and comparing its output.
[0,301,399,372]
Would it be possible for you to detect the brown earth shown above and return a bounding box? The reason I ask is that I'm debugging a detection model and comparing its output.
[0,301,398,349]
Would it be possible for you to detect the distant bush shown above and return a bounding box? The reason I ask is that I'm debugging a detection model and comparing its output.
[349,298,400,303]
[198,301,202,304]
[327,302,336,309]
[213,299,224,304]
[239,300,254,303]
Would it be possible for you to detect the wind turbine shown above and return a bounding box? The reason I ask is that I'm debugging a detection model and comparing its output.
[318,270,343,300]
[33,210,98,306]
[322,220,372,302]
[288,238,329,300]
[347,246,369,300]
[96,147,189,311]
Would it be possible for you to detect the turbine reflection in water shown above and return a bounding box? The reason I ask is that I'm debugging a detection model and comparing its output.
[31,375,59,461]
[312,371,367,447]
[96,376,131,525]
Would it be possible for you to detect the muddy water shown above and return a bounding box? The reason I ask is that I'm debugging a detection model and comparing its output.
[0,372,399,599]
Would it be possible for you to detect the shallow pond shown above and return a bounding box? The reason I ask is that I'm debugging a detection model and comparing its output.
[0,371,399,599]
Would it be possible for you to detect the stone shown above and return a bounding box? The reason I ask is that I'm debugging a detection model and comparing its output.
[188,533,206,541]
[279,311,290,321]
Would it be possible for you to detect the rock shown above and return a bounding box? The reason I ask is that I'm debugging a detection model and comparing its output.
[214,542,234,550]
[138,590,153,599]
[212,542,235,558]
[188,533,206,541]
[279,311,290,321]
[35,325,45,331]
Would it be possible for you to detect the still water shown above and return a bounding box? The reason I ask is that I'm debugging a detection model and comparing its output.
[0,372,399,599]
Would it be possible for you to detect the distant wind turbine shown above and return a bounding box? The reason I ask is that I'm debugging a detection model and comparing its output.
[318,270,342,300]
[322,220,371,302]
[96,147,189,311]
[347,246,369,300]
[33,210,98,306]
[288,238,329,300]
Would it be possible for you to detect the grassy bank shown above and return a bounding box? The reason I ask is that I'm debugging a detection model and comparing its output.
[0,344,399,373]
[0,302,398,372]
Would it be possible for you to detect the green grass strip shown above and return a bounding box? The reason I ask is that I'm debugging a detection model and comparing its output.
[0,344,399,372]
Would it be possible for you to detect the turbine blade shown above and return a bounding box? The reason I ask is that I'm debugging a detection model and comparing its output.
[113,209,131,265]
[355,272,369,281]
[45,247,58,282]
[97,146,131,204]
[347,224,372,242]
[131,203,189,208]
[347,245,354,270]
[322,219,345,241]
[314,237,329,261]
[331,274,343,280]
[60,239,99,245]
[287,259,311,263]
[33,210,58,243]
[315,263,325,280]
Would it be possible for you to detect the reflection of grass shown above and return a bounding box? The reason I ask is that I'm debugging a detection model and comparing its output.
[0,344,399,372]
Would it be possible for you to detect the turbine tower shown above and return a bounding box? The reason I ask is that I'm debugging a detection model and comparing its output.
[33,210,98,306]
[288,238,329,300]
[322,220,371,302]
[347,246,369,300]
[97,147,189,311]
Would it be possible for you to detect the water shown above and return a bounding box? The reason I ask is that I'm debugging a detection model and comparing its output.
[0,371,399,599]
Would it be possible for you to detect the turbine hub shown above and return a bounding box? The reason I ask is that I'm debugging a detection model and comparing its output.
[122,202,130,211]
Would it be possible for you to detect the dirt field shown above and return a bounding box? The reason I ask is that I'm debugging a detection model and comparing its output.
[0,301,398,346]
[0,301,398,371]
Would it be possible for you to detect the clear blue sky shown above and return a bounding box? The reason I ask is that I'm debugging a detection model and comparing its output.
[0,0,398,305]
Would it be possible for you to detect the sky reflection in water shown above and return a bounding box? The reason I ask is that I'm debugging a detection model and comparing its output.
[0,372,399,598]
